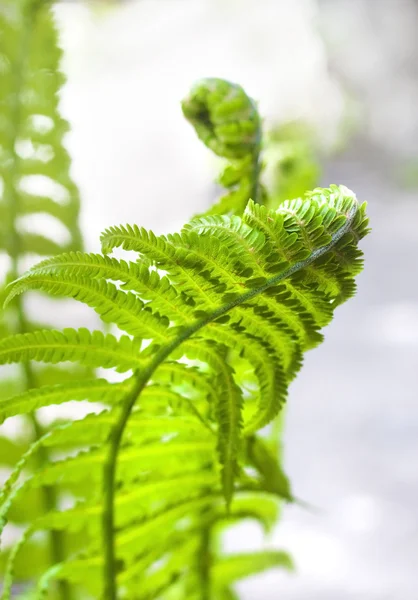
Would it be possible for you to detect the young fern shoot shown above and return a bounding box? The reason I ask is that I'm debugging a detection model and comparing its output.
[0,77,369,599]
[182,78,264,214]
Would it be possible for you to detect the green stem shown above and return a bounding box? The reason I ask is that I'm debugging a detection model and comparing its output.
[199,525,212,600]
[250,105,262,205]
[250,142,262,205]
[23,358,70,600]
[101,198,358,598]
[3,3,70,598]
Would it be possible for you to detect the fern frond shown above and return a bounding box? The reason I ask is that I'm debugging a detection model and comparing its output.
[181,339,243,504]
[213,550,294,587]
[181,78,260,159]
[0,0,83,258]
[7,250,192,324]
[0,378,129,423]
[223,493,280,533]
[246,435,292,500]
[4,185,368,510]
[182,78,262,212]
[29,490,280,598]
[6,272,170,340]
[216,588,239,600]
[265,121,321,209]
[0,1,86,591]
[34,437,215,488]
[38,470,218,536]
[1,525,36,600]
[1,68,370,596]
[42,411,209,453]
[0,328,142,371]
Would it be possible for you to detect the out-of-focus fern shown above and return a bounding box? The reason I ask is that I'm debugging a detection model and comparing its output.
[0,0,84,595]
[0,67,369,599]
[265,121,321,209]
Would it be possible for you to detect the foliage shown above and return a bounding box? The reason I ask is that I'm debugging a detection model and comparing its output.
[0,7,370,600]
[0,0,85,595]
[264,121,321,208]
[182,78,264,215]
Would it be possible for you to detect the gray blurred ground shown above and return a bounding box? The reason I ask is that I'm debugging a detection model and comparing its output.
[17,0,418,597]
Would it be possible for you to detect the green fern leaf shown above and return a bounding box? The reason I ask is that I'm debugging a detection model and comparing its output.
[246,435,292,500]
[182,78,262,213]
[7,250,192,324]
[5,185,369,507]
[5,272,170,340]
[0,0,82,257]
[213,550,294,587]
[34,437,215,488]
[0,378,130,423]
[0,328,142,372]
[0,0,86,589]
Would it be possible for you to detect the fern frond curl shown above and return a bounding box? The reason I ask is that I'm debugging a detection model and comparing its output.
[182,78,263,212]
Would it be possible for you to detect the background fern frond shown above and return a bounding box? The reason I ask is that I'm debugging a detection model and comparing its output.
[0,0,88,593]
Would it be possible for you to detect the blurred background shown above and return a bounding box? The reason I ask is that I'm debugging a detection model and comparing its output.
[4,0,418,597]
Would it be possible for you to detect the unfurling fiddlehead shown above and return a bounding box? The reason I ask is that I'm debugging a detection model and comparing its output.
[182,78,264,214]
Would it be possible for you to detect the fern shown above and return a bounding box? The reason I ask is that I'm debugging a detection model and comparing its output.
[182,78,264,215]
[0,0,85,595]
[265,121,321,208]
[1,63,369,598]
[1,193,369,596]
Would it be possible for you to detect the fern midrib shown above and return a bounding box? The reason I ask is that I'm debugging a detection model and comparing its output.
[165,236,303,369]
[250,131,262,204]
[244,208,330,323]
[1,4,71,598]
[101,198,358,598]
[217,358,241,504]
[179,243,299,375]
[188,220,311,343]
[199,523,212,600]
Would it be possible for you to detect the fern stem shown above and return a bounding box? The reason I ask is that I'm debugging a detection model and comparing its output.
[3,3,71,598]
[250,117,262,204]
[101,370,149,599]
[101,198,358,597]
[199,524,212,600]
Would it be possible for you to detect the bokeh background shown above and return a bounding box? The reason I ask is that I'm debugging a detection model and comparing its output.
[6,0,418,597]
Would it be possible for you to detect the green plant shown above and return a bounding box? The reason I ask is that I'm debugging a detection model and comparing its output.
[264,121,321,208]
[0,0,86,596]
[0,8,370,600]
